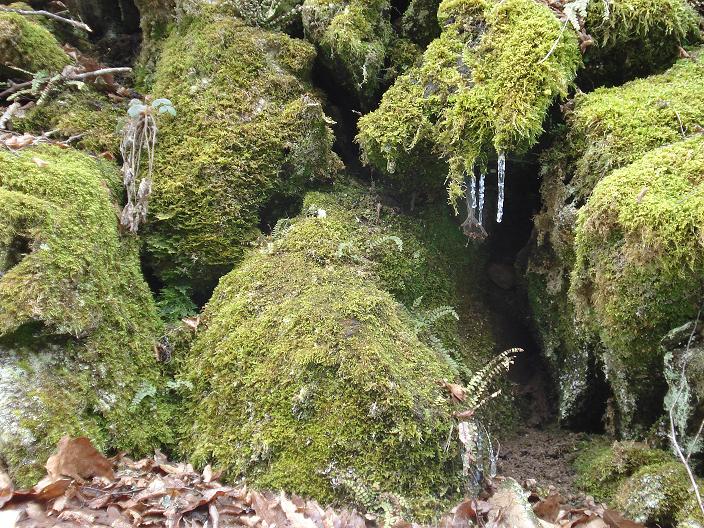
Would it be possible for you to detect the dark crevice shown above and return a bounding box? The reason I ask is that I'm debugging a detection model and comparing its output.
[2,234,33,274]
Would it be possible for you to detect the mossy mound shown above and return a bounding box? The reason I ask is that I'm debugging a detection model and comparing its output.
[0,146,172,486]
[560,52,704,203]
[576,441,703,525]
[181,180,496,517]
[356,0,580,204]
[14,88,124,156]
[582,0,700,83]
[302,0,392,108]
[144,12,341,292]
[571,135,704,431]
[615,462,699,525]
[575,440,672,501]
[0,11,70,76]
[527,53,704,431]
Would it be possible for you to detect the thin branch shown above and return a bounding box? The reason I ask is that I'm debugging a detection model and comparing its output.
[0,6,92,32]
[0,67,132,99]
[538,20,568,65]
[669,410,704,519]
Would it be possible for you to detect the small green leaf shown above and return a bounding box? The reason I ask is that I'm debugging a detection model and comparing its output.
[152,98,173,109]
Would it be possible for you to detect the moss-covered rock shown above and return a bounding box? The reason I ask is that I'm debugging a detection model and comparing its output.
[0,146,172,486]
[302,0,393,108]
[527,53,704,431]
[180,180,497,517]
[614,462,699,525]
[582,0,700,83]
[0,11,70,76]
[571,135,704,431]
[143,12,341,292]
[575,440,672,502]
[14,88,124,156]
[357,0,580,205]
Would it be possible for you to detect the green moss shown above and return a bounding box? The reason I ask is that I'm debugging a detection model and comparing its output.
[357,0,581,206]
[583,0,700,82]
[14,88,124,156]
[565,52,704,202]
[144,13,341,292]
[0,11,70,75]
[302,0,392,108]
[614,462,698,525]
[571,135,704,431]
[575,440,672,502]
[180,180,496,517]
[0,146,172,486]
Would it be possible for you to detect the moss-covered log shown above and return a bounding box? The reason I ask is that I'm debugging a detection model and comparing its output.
[0,146,172,487]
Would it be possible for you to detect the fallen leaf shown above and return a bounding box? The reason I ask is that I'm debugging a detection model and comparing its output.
[442,381,467,402]
[46,436,114,483]
[202,464,213,483]
[534,493,563,522]
[0,471,13,508]
[31,157,48,168]
[182,316,201,332]
[602,509,645,528]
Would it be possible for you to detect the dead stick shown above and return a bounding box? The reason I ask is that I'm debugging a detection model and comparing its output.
[0,6,92,32]
[0,67,132,99]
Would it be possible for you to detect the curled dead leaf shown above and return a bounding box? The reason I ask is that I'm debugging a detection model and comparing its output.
[46,436,114,483]
[441,380,467,402]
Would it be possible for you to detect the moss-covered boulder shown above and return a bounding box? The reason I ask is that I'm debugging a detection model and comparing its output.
[14,88,124,156]
[570,135,704,431]
[0,146,172,486]
[302,0,392,108]
[180,180,498,517]
[357,0,581,204]
[581,0,700,83]
[527,53,704,431]
[575,440,672,501]
[614,462,699,525]
[143,11,341,293]
[0,11,70,76]
[576,441,703,524]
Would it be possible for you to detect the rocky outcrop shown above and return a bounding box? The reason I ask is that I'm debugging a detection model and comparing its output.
[527,52,704,434]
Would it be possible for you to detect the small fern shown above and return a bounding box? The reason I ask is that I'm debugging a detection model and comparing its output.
[463,348,522,412]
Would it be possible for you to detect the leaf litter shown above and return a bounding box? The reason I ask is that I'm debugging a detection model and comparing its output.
[0,437,647,528]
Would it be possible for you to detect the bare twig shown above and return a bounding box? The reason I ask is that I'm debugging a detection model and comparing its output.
[0,101,21,130]
[0,6,92,32]
[669,410,704,519]
[538,20,568,65]
[0,67,132,100]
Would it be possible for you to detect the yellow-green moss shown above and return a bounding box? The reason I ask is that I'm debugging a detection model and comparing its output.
[583,0,700,82]
[14,88,124,156]
[565,52,704,202]
[302,0,392,108]
[180,180,496,517]
[357,0,581,205]
[571,135,704,431]
[575,440,672,502]
[528,52,704,430]
[0,146,172,486]
[144,13,340,291]
[0,11,70,75]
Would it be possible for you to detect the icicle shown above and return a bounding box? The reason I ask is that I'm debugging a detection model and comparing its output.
[478,172,485,226]
[469,173,477,215]
[496,153,506,223]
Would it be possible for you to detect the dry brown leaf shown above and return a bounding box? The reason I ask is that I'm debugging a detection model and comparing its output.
[46,436,114,483]
[441,381,467,402]
[601,509,645,528]
[31,157,48,168]
[202,464,213,483]
[534,493,563,522]
[0,471,13,508]
[183,316,201,332]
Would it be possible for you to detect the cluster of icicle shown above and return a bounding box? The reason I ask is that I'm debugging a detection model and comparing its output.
[462,152,505,240]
